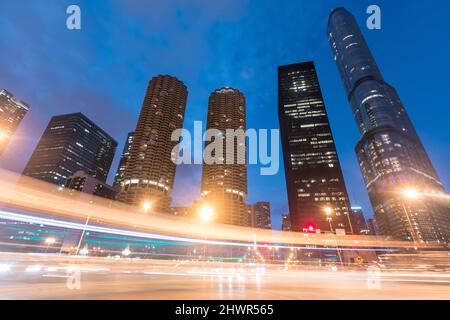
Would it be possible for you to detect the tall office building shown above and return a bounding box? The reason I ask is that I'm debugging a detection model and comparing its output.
[278,62,353,234]
[0,89,29,155]
[117,75,188,212]
[113,132,134,187]
[23,112,117,186]
[201,87,248,227]
[351,206,368,234]
[281,214,292,231]
[328,8,449,242]
[250,202,272,229]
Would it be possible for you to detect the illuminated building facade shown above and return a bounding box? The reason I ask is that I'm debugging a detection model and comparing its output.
[0,89,29,155]
[113,131,134,187]
[278,62,353,234]
[328,7,449,242]
[23,113,117,186]
[201,87,248,227]
[117,75,188,212]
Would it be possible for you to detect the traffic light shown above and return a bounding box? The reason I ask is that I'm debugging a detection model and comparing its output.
[305,223,316,233]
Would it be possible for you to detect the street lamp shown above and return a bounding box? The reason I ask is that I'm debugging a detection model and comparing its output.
[44,237,56,253]
[199,205,214,222]
[323,207,343,266]
[403,188,419,200]
[79,246,89,255]
[199,205,214,259]
[142,201,153,212]
[122,247,131,257]
[45,237,56,245]
[401,188,420,244]
[324,207,334,233]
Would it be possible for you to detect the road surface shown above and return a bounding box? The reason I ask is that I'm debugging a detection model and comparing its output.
[0,252,449,299]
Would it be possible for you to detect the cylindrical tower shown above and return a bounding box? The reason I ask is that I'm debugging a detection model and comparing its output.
[117,75,188,212]
[201,87,248,226]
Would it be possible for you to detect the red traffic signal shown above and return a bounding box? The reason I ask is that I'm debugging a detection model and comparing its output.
[305,223,316,233]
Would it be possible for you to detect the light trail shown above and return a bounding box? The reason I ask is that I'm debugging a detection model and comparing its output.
[0,169,446,250]
[0,253,449,299]
[0,209,394,252]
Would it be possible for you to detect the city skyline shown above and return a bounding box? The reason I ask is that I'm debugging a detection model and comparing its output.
[1,1,449,229]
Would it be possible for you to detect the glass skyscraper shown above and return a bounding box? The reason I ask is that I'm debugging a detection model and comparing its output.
[113,131,134,187]
[23,112,117,186]
[0,89,29,155]
[278,62,353,234]
[328,7,449,242]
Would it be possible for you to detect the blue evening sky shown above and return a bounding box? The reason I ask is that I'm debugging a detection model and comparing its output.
[0,0,449,229]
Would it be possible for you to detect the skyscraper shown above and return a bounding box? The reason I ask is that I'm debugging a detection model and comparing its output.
[250,202,272,229]
[328,7,449,242]
[201,87,248,227]
[0,89,29,155]
[281,214,292,231]
[23,112,117,186]
[113,131,134,187]
[351,206,368,234]
[117,75,188,212]
[278,62,353,234]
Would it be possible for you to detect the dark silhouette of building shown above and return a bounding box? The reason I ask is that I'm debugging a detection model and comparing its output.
[249,202,271,229]
[23,112,117,186]
[367,218,378,236]
[281,214,292,231]
[113,132,134,187]
[117,75,188,212]
[201,87,248,226]
[278,61,353,234]
[351,206,368,234]
[65,171,117,200]
[0,89,29,155]
[328,7,449,242]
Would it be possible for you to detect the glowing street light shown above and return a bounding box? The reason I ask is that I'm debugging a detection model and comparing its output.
[0,132,7,141]
[323,207,344,266]
[403,188,419,200]
[44,237,56,253]
[122,247,131,257]
[45,237,56,245]
[142,201,152,212]
[199,205,214,222]
[79,247,89,255]
[401,188,419,244]
[198,205,214,259]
